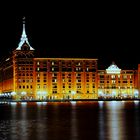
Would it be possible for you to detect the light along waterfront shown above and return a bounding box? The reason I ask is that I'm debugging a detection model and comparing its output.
[0,101,140,140]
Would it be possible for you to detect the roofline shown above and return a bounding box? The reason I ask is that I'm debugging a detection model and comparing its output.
[34,58,98,60]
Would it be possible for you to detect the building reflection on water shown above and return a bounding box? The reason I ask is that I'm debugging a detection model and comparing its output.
[106,101,125,140]
[0,101,140,140]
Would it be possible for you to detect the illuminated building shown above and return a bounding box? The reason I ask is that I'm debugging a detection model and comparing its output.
[0,19,139,100]
[98,62,138,99]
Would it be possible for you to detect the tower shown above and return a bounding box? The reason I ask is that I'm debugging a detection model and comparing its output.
[12,17,35,99]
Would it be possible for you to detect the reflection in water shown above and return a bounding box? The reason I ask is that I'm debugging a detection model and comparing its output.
[106,101,125,140]
[98,101,105,140]
[0,101,140,140]
[70,101,78,140]
[98,101,104,109]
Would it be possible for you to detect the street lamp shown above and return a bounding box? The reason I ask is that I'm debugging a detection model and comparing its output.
[134,89,139,98]
[42,91,47,100]
[71,91,76,100]
[21,91,27,100]
[11,92,16,100]
[37,91,41,100]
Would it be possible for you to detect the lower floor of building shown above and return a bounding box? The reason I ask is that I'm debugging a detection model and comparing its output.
[0,88,139,100]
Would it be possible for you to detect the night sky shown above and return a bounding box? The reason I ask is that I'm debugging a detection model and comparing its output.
[0,4,139,70]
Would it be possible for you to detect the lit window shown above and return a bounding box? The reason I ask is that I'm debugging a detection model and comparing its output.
[112,80,115,83]
[52,61,54,65]
[37,61,40,65]
[37,73,40,77]
[123,75,127,79]
[43,84,47,88]
[86,84,89,88]
[37,84,40,89]
[111,75,115,79]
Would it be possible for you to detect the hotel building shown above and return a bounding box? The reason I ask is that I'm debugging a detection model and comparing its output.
[0,20,139,100]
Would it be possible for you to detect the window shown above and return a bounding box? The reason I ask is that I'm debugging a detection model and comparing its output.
[52,61,54,65]
[111,75,115,79]
[37,61,40,65]
[123,75,127,79]
[37,84,40,89]
[43,84,47,89]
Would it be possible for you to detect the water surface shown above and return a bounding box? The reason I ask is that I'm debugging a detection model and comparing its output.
[0,101,140,140]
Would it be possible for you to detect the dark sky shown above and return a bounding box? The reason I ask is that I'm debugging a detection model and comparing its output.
[0,3,139,69]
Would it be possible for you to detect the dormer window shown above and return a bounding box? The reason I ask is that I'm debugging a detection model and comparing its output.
[21,44,30,51]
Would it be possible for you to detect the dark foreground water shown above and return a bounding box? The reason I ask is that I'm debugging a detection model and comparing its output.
[0,101,140,140]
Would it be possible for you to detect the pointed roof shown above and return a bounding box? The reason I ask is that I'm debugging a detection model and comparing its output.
[16,17,34,50]
[106,62,121,74]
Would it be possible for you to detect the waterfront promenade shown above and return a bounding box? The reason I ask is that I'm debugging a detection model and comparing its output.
[0,98,140,103]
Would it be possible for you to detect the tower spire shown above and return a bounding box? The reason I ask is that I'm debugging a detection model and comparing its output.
[16,17,34,50]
